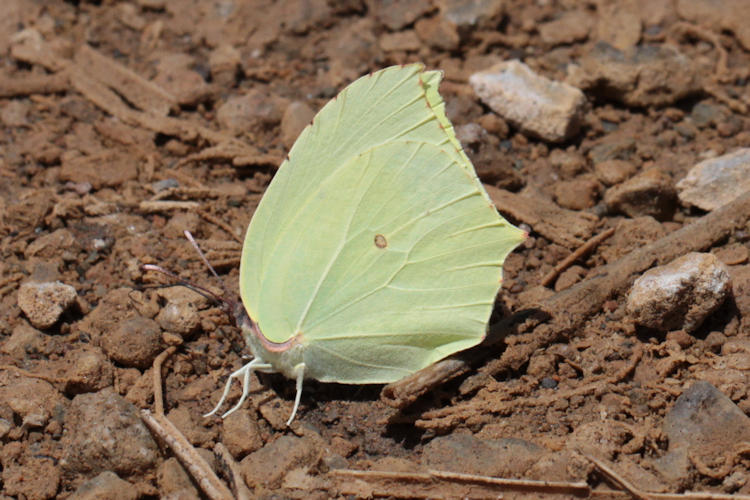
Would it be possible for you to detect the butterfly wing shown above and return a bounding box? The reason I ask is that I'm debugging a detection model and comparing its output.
[240,65,524,382]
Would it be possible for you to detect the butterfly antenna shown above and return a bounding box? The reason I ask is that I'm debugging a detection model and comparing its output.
[141,264,233,311]
[183,230,232,297]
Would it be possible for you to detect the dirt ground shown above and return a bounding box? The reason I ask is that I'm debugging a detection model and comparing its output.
[1,0,750,498]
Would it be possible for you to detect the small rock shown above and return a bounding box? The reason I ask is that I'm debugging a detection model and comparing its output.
[25,228,81,259]
[76,288,142,344]
[240,433,323,489]
[280,101,315,150]
[56,344,114,395]
[1,100,29,127]
[69,471,138,500]
[436,0,504,29]
[101,316,163,369]
[594,159,637,186]
[156,67,210,106]
[222,409,264,458]
[527,352,556,378]
[379,30,421,52]
[714,243,749,266]
[323,18,378,86]
[722,339,750,371]
[676,0,750,51]
[676,148,750,211]
[455,122,485,147]
[729,265,750,318]
[653,381,750,483]
[587,137,636,164]
[690,101,728,128]
[1,321,47,358]
[604,168,676,220]
[554,177,601,210]
[61,389,159,476]
[470,60,587,142]
[155,287,206,336]
[476,113,509,137]
[568,43,705,107]
[626,252,731,332]
[216,89,286,134]
[549,149,586,178]
[162,211,200,239]
[151,178,179,192]
[595,3,642,50]
[2,458,60,500]
[208,44,241,87]
[158,458,200,499]
[18,280,77,329]
[568,421,636,460]
[166,406,218,447]
[415,15,460,51]
[538,10,592,46]
[279,0,332,35]
[367,0,432,30]
[704,331,727,353]
[423,434,545,476]
[0,373,65,428]
[527,450,592,482]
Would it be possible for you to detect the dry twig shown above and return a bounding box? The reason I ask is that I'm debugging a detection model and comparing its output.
[141,411,234,500]
[541,227,615,287]
[330,468,591,499]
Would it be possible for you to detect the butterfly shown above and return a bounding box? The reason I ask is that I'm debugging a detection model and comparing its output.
[206,64,525,425]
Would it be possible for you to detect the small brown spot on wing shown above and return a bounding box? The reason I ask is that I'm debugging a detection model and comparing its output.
[374,234,387,249]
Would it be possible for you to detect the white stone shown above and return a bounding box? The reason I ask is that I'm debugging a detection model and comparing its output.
[470,60,587,142]
[626,252,731,332]
[17,281,77,329]
[677,148,750,211]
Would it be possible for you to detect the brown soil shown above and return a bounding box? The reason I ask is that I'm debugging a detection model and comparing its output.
[1,0,749,498]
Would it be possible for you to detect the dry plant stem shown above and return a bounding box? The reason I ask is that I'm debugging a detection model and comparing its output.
[153,346,177,416]
[541,227,615,287]
[0,365,63,385]
[141,410,234,500]
[0,73,70,97]
[331,468,590,498]
[214,443,253,500]
[139,200,200,212]
[382,191,750,409]
[584,452,750,500]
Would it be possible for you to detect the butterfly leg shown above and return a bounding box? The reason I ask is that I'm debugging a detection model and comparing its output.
[203,358,273,418]
[286,363,306,426]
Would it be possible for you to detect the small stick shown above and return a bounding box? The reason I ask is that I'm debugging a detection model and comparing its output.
[0,365,63,385]
[0,72,70,97]
[141,410,234,500]
[331,468,591,496]
[152,346,177,416]
[214,443,253,500]
[139,200,200,212]
[142,343,237,500]
[541,227,615,287]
